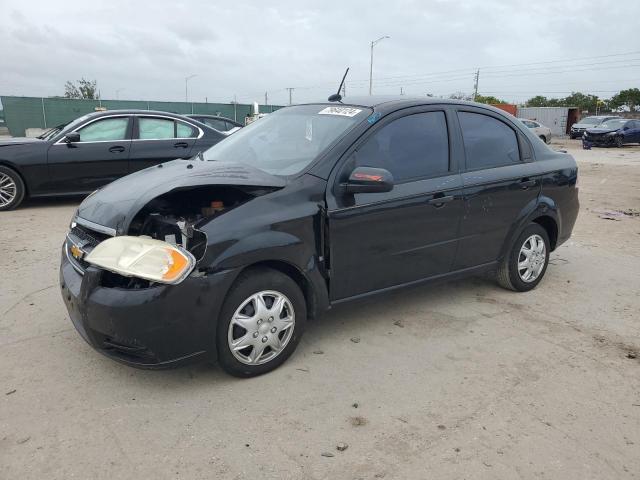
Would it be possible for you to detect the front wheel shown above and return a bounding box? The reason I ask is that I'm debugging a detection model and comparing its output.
[614,136,624,148]
[496,224,550,292]
[216,267,306,377]
[0,166,26,211]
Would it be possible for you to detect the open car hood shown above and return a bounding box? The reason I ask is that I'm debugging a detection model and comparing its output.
[76,160,286,235]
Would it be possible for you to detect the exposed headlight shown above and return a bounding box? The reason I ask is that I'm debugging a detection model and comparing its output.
[85,236,195,284]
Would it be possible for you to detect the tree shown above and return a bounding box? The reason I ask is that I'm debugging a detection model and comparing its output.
[64,78,99,99]
[449,91,472,101]
[474,94,507,105]
[609,88,640,112]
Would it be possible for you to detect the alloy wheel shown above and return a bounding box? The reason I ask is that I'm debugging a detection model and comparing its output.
[227,290,296,365]
[517,234,546,283]
[0,173,17,207]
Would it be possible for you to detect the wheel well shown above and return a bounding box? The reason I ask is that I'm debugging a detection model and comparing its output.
[532,215,558,250]
[0,162,28,195]
[239,260,318,320]
[539,135,546,142]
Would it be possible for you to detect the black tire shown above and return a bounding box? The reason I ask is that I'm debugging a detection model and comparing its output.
[0,165,26,211]
[614,136,624,148]
[216,267,306,377]
[496,223,550,292]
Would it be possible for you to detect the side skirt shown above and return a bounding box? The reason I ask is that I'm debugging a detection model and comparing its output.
[331,261,497,306]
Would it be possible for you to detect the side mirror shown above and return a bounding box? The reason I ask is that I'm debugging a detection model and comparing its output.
[342,166,394,194]
[64,132,80,143]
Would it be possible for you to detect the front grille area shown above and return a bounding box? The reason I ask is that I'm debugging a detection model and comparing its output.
[66,223,112,274]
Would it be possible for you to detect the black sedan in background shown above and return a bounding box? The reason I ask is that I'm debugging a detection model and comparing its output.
[0,110,225,210]
[187,114,243,132]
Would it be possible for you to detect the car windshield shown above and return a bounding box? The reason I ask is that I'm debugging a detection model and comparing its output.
[201,104,371,175]
[579,117,604,125]
[599,119,627,129]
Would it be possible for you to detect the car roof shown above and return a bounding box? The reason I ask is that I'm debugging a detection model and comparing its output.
[83,109,195,119]
[296,96,518,118]
[187,114,233,120]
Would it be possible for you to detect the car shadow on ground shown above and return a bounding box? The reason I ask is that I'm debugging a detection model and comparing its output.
[91,274,498,388]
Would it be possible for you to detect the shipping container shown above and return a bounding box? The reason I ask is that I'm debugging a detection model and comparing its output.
[516,107,579,136]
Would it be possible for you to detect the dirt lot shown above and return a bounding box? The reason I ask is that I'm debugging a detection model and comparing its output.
[1,139,639,479]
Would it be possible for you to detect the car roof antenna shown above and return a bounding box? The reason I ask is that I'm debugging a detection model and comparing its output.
[328,68,349,102]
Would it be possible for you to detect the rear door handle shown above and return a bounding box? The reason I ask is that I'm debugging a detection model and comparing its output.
[109,146,126,153]
[427,194,454,207]
[174,142,189,148]
[520,178,537,189]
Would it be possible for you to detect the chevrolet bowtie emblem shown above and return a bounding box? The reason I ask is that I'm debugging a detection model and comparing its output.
[70,244,85,260]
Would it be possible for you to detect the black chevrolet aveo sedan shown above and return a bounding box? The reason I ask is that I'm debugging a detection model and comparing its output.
[60,97,579,377]
[0,110,225,210]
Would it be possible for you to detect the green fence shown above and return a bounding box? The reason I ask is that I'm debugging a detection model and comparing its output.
[0,96,283,137]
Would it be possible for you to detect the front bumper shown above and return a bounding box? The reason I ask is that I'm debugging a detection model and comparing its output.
[583,134,616,146]
[570,129,586,138]
[60,246,239,368]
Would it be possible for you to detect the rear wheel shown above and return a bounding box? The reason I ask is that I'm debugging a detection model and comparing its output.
[0,166,26,211]
[216,267,306,377]
[496,223,550,292]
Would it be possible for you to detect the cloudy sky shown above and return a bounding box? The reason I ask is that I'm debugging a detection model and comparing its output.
[1,0,639,106]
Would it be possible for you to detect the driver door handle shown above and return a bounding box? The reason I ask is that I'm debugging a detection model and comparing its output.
[109,145,126,153]
[427,194,454,207]
[174,142,189,148]
[520,178,537,189]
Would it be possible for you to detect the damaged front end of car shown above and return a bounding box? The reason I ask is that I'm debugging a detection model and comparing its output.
[60,160,286,367]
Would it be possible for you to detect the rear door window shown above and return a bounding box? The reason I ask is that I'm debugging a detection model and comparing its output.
[458,112,520,170]
[139,118,174,139]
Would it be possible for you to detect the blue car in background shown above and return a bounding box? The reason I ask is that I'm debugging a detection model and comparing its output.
[583,118,640,148]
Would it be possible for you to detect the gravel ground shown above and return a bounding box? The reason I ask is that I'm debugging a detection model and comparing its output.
[1,139,639,479]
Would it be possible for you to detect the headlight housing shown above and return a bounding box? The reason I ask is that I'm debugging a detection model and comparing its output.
[85,236,195,284]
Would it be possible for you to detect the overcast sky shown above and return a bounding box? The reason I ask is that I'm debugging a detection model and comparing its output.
[1,0,639,106]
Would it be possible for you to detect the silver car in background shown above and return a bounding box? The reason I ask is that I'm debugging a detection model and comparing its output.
[521,119,552,144]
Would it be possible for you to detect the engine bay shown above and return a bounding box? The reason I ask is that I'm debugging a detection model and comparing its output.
[128,185,271,260]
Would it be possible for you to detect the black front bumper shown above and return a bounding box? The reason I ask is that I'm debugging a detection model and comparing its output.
[60,246,239,368]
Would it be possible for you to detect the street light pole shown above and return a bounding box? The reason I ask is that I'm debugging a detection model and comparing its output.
[369,35,390,95]
[185,74,197,102]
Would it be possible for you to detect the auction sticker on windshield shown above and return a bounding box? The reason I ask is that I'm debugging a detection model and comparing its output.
[318,106,362,117]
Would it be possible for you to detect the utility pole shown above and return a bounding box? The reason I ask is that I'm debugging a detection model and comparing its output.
[265,91,268,106]
[185,74,197,102]
[233,94,237,121]
[400,87,404,95]
[473,69,480,101]
[286,87,294,105]
[369,36,390,95]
